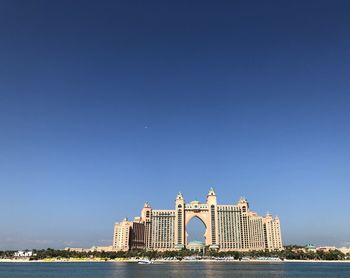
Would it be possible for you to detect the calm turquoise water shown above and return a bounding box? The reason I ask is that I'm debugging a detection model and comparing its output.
[1,262,350,277]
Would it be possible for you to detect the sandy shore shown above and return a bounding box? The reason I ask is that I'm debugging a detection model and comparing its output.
[283,259,350,263]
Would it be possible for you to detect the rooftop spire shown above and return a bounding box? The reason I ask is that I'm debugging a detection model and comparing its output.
[208,187,216,196]
[239,196,247,203]
[176,192,184,200]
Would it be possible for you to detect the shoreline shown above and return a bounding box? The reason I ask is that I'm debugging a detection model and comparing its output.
[1,258,350,264]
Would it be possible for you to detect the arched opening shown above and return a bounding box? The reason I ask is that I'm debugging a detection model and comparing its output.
[186,216,206,245]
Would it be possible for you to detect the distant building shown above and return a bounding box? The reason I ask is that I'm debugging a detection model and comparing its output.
[338,247,350,255]
[303,244,317,252]
[113,189,283,252]
[93,246,115,252]
[290,245,350,255]
[66,247,86,253]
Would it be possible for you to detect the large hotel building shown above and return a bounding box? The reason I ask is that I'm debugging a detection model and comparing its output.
[113,188,283,252]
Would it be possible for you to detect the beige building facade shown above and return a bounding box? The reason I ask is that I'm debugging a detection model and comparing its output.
[113,188,283,252]
[113,218,132,251]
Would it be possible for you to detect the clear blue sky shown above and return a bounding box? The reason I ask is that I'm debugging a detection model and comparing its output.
[0,0,349,250]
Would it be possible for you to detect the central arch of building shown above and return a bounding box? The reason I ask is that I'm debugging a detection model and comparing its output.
[174,188,219,249]
[184,203,210,245]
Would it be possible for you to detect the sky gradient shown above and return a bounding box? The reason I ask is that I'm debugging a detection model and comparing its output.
[1,0,350,249]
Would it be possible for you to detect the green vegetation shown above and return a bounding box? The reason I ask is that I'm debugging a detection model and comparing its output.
[1,246,348,261]
[0,250,15,258]
[30,248,201,260]
[281,246,346,261]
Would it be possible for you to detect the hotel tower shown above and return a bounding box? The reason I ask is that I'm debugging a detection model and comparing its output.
[113,188,283,252]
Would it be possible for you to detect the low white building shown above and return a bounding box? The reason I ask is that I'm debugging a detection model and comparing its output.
[187,241,205,252]
[14,251,33,257]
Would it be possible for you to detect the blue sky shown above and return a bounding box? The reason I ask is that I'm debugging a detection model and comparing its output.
[0,0,350,249]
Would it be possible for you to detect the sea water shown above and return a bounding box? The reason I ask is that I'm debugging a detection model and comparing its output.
[1,261,350,278]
